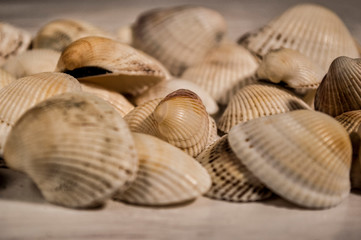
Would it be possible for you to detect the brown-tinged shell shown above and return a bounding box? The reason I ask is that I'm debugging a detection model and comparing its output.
[4,92,138,208]
[0,68,16,89]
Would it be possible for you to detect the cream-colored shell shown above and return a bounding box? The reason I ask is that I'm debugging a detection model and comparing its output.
[0,68,16,89]
[228,110,352,209]
[117,25,133,45]
[114,133,210,205]
[4,92,138,208]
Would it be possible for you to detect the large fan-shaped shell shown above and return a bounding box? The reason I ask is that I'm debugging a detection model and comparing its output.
[228,110,352,208]
[4,92,138,208]
[0,72,82,155]
[314,56,361,117]
[114,133,210,205]
[181,42,259,105]
[196,135,272,202]
[238,4,359,72]
[218,83,311,133]
[0,68,16,89]
[132,6,227,76]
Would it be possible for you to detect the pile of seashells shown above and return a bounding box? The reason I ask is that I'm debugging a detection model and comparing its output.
[0,3,360,210]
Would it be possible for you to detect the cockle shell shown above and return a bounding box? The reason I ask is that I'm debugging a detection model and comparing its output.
[0,68,16,89]
[56,36,170,95]
[0,72,81,155]
[3,49,61,78]
[4,92,138,208]
[181,42,259,105]
[257,48,324,89]
[32,19,112,52]
[114,133,210,206]
[196,135,272,202]
[132,6,227,76]
[0,23,31,66]
[134,78,219,115]
[336,110,361,133]
[238,4,359,72]
[217,83,311,133]
[228,110,352,208]
[314,56,361,117]
[81,83,134,117]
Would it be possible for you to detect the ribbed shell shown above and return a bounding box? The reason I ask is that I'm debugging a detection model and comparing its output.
[56,36,169,95]
[181,42,259,105]
[4,92,138,208]
[134,79,219,115]
[3,49,61,78]
[228,110,352,209]
[0,23,31,66]
[196,135,272,202]
[257,48,324,89]
[238,4,359,72]
[114,133,210,205]
[132,6,227,76]
[81,83,134,117]
[0,72,82,155]
[335,110,361,133]
[315,56,361,117]
[218,84,311,133]
[33,19,112,52]
[0,68,16,89]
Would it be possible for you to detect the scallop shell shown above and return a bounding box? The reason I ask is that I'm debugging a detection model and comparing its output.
[238,4,359,72]
[257,48,324,89]
[0,68,16,89]
[0,72,82,155]
[134,78,219,115]
[32,19,112,52]
[196,135,272,202]
[81,83,134,117]
[3,49,61,78]
[114,133,210,205]
[314,56,361,117]
[181,42,259,105]
[228,110,352,209]
[217,83,311,133]
[0,23,31,66]
[56,36,170,96]
[4,92,138,208]
[132,6,227,76]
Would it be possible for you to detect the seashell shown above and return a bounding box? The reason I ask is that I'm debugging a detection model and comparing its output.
[81,83,134,117]
[218,83,311,133]
[196,135,273,202]
[134,78,219,115]
[3,49,61,78]
[32,19,113,52]
[181,42,259,105]
[0,23,31,66]
[228,110,352,209]
[0,72,82,155]
[257,48,324,89]
[56,36,170,96]
[238,4,359,72]
[4,92,138,208]
[114,132,210,206]
[314,56,361,117]
[336,110,361,133]
[0,68,16,89]
[117,25,133,45]
[132,6,227,76]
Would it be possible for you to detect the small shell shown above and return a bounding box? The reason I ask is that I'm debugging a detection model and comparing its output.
[56,36,170,95]
[0,72,82,155]
[314,56,361,117]
[228,110,352,209]
[336,110,361,133]
[81,83,134,117]
[4,92,138,208]
[257,48,324,89]
[181,42,259,105]
[0,68,16,89]
[134,78,219,115]
[196,135,273,202]
[0,23,31,66]
[33,19,113,52]
[132,6,227,76]
[217,83,311,133]
[3,49,61,78]
[238,4,359,72]
[114,133,210,206]
[117,25,133,45]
